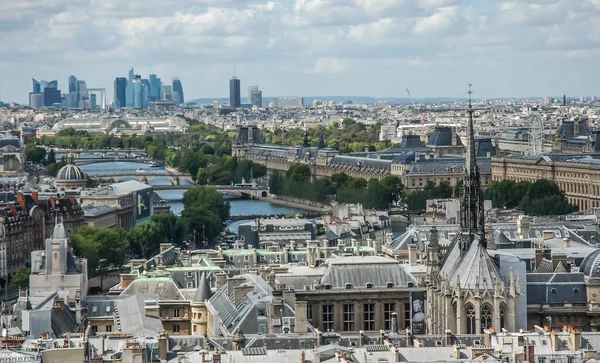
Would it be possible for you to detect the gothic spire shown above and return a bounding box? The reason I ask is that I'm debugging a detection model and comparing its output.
[459,83,487,249]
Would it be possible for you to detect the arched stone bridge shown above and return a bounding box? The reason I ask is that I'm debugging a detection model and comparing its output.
[46,147,146,158]
[153,184,269,199]
[91,172,194,185]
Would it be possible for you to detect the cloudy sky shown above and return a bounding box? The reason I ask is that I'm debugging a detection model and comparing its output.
[1,0,599,103]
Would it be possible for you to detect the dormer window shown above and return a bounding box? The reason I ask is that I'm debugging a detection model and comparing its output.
[386,282,394,288]
[345,283,353,289]
[324,284,332,290]
[366,282,374,289]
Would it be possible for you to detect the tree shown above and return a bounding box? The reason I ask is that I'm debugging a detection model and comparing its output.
[26,143,46,163]
[380,175,405,204]
[127,222,164,258]
[47,149,57,164]
[269,172,285,195]
[9,267,30,290]
[70,227,129,276]
[151,213,187,246]
[453,179,463,198]
[286,164,311,183]
[348,177,368,190]
[182,186,231,244]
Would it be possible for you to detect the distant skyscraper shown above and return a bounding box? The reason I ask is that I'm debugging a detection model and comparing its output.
[247,86,258,104]
[29,93,43,108]
[47,80,58,89]
[132,79,143,109]
[114,77,127,108]
[32,78,41,93]
[230,76,241,108]
[250,89,262,108]
[68,75,77,94]
[126,68,135,107]
[142,79,150,106]
[149,74,161,101]
[172,77,184,105]
[163,85,172,100]
[43,87,61,107]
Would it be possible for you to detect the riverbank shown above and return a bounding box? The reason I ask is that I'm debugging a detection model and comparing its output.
[261,196,331,213]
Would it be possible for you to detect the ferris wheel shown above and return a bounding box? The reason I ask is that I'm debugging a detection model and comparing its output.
[527,110,544,156]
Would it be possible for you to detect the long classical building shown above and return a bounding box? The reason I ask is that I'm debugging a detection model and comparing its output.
[491,153,600,211]
[234,125,495,193]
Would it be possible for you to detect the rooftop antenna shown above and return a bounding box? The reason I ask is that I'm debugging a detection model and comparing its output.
[233,64,237,79]
[468,83,473,106]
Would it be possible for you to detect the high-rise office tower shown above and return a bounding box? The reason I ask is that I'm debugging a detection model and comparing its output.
[142,79,150,106]
[230,76,241,108]
[43,87,61,107]
[126,68,135,107]
[248,86,258,104]
[114,77,127,108]
[162,85,172,100]
[250,89,263,107]
[68,75,78,94]
[132,79,143,109]
[172,77,184,105]
[149,74,161,101]
[32,78,41,93]
[47,80,58,89]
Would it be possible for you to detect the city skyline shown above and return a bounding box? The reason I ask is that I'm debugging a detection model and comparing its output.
[1,0,599,103]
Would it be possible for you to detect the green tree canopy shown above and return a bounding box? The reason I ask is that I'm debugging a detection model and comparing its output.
[9,267,30,290]
[181,186,231,245]
[286,164,312,183]
[70,227,129,276]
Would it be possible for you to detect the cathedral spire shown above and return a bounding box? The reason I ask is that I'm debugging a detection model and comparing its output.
[459,83,487,250]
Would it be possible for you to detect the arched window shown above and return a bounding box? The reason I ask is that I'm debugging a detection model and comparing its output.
[481,305,493,333]
[466,305,476,335]
[499,306,506,331]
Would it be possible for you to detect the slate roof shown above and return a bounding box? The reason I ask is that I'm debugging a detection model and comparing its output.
[321,256,416,288]
[439,235,503,290]
[579,248,600,277]
[427,126,463,146]
[120,275,185,300]
[559,119,589,139]
[474,138,496,157]
[327,155,392,173]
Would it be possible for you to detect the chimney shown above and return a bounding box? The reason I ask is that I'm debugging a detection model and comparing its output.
[120,274,136,289]
[453,345,462,359]
[585,350,597,360]
[32,191,39,202]
[408,244,418,264]
[300,350,306,363]
[158,332,169,361]
[483,329,494,347]
[445,330,452,346]
[392,346,400,362]
[451,127,457,146]
[517,215,531,240]
[212,352,221,363]
[550,330,559,352]
[563,237,570,248]
[414,338,422,348]
[215,272,228,289]
[406,330,413,347]
[569,328,581,352]
[177,352,185,362]
[160,243,172,253]
[527,343,535,363]
[130,259,147,273]
[535,249,552,270]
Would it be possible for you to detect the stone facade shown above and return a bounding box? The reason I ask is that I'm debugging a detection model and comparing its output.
[491,153,600,211]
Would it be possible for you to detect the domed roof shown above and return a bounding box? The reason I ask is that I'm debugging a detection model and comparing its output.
[579,249,600,277]
[56,164,86,182]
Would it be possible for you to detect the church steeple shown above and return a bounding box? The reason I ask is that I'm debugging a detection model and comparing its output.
[459,84,486,251]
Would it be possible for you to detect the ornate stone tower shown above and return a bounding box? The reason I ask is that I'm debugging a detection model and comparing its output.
[425,85,520,335]
[190,272,213,336]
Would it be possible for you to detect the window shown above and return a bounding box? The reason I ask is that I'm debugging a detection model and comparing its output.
[187,271,193,278]
[259,324,267,333]
[343,304,355,331]
[384,303,395,331]
[480,306,492,333]
[244,256,250,261]
[404,303,411,330]
[551,288,557,294]
[574,288,580,294]
[106,325,112,332]
[322,304,334,331]
[187,282,193,288]
[92,326,98,333]
[466,306,476,335]
[307,304,313,321]
[173,308,180,318]
[173,324,180,333]
[366,282,374,289]
[364,303,375,331]
[260,255,265,262]
[193,325,197,333]
[345,283,352,289]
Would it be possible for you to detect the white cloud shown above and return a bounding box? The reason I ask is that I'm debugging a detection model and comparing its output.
[305,58,347,74]
[0,0,598,102]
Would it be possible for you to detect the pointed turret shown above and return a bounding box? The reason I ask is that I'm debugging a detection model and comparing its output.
[193,273,213,303]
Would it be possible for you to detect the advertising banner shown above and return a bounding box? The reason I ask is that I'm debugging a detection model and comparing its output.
[410,290,426,334]
[133,188,153,225]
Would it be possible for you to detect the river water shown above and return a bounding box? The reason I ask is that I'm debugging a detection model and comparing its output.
[79,160,406,236]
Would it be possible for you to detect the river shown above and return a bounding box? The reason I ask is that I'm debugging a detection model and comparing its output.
[78,160,406,236]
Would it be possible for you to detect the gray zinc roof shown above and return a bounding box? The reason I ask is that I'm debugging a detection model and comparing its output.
[321,256,416,288]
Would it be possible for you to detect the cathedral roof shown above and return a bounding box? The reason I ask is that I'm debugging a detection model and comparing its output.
[439,235,503,290]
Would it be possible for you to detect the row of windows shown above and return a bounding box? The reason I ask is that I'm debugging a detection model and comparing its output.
[317,302,407,331]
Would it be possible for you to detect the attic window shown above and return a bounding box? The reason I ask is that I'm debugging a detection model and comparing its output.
[92,306,97,313]
[324,284,332,290]
[386,282,394,288]
[574,288,580,294]
[345,283,353,289]
[407,282,415,288]
[366,282,374,289]
[551,288,557,294]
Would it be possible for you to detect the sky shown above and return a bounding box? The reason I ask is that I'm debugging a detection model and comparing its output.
[1,0,599,103]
